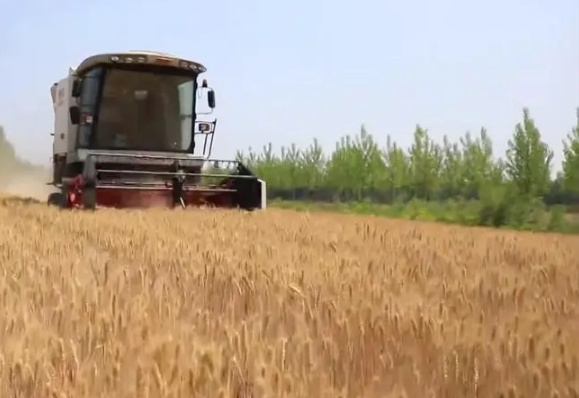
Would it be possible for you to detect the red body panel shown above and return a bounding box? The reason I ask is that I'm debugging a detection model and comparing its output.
[64,174,242,209]
[92,187,234,208]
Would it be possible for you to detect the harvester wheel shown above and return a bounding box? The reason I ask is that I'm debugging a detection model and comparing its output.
[48,187,73,209]
[82,188,96,210]
[47,192,65,207]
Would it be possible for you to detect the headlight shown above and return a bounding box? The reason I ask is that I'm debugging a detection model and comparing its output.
[198,122,212,133]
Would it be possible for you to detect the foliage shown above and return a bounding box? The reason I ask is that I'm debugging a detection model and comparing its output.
[505,108,553,197]
[236,108,579,233]
[562,109,579,194]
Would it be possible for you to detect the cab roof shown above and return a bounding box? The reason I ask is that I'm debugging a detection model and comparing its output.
[74,50,207,75]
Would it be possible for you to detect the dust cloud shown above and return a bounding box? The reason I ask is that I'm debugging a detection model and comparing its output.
[0,126,55,202]
[0,168,54,202]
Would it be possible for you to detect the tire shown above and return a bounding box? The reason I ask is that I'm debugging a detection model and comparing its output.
[82,188,96,211]
[47,192,65,207]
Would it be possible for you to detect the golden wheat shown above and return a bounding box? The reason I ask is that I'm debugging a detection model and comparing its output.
[0,194,577,398]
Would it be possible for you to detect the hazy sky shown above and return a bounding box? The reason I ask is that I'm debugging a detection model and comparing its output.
[1,0,578,170]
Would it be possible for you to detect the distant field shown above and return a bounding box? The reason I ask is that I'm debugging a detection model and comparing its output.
[0,194,578,397]
[270,199,579,233]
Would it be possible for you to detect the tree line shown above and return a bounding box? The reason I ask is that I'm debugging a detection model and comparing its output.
[1,107,578,230]
[2,108,576,205]
[235,108,579,209]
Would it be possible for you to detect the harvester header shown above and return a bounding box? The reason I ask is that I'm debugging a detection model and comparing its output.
[47,50,266,210]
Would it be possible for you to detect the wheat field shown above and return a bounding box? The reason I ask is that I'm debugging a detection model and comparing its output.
[0,195,577,398]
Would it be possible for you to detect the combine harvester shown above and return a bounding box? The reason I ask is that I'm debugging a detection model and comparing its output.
[47,50,266,210]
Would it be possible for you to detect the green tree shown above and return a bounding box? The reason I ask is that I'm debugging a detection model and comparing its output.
[240,107,578,214]
[299,138,326,189]
[440,135,464,196]
[505,108,553,197]
[351,124,386,192]
[381,135,410,201]
[460,128,497,196]
[235,147,259,168]
[279,143,304,188]
[241,143,286,188]
[562,108,579,194]
[323,126,384,199]
[407,125,442,199]
[324,135,360,195]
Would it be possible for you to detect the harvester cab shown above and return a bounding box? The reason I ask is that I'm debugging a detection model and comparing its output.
[48,51,266,210]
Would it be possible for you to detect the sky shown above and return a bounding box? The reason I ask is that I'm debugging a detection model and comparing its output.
[0,0,578,171]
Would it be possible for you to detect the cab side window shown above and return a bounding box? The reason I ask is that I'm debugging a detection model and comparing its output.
[77,68,102,148]
[178,81,194,150]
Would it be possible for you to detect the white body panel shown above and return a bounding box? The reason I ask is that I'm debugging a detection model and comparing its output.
[51,72,76,156]
[258,179,267,209]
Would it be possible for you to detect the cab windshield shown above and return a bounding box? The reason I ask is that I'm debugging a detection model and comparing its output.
[94,68,195,152]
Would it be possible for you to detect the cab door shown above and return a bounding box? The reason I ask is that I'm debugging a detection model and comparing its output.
[75,67,103,149]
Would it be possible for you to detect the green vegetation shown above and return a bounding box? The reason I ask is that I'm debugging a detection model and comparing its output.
[236,108,579,233]
[271,199,579,233]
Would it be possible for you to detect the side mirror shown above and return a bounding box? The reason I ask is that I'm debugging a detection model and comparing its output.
[207,90,216,109]
[69,106,80,125]
[71,79,82,97]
